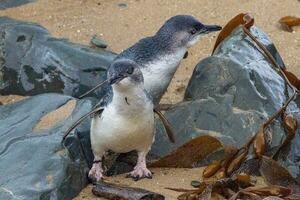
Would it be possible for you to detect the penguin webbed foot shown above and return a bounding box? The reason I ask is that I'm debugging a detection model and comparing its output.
[126,166,152,181]
[88,163,104,183]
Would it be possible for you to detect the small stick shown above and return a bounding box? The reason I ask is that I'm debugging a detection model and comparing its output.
[92,181,165,200]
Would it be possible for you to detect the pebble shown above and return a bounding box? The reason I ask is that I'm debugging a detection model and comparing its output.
[91,35,108,48]
[118,3,127,8]
[191,180,201,188]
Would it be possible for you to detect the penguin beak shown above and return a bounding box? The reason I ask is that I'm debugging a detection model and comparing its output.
[201,24,222,34]
[109,74,128,85]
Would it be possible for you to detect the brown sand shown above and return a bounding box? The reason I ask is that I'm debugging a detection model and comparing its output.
[74,168,203,200]
[0,96,76,132]
[0,95,27,105]
[0,1,298,199]
[0,0,299,104]
[73,167,265,200]
[33,99,76,131]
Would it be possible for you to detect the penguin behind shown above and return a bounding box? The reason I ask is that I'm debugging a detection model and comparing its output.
[80,15,222,106]
[89,59,155,181]
[117,15,222,105]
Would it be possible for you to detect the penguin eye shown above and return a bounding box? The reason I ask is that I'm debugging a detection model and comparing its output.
[127,66,134,75]
[189,28,197,35]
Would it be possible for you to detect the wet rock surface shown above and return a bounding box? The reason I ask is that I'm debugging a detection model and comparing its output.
[153,27,300,179]
[0,17,116,98]
[0,94,96,200]
[0,0,35,10]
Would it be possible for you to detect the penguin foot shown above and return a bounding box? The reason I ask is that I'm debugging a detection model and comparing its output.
[88,163,104,182]
[126,166,152,181]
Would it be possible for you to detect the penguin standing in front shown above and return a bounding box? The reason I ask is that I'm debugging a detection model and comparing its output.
[88,59,155,181]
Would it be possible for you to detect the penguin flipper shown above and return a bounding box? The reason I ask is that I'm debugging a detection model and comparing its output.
[183,51,188,59]
[154,108,175,143]
[62,107,104,142]
[78,79,108,99]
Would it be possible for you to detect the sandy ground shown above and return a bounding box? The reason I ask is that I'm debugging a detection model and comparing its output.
[0,0,299,104]
[0,0,299,199]
[0,95,27,105]
[33,99,76,131]
[74,168,203,200]
[73,167,265,200]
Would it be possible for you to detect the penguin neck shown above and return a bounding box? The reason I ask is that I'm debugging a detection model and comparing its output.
[153,33,188,55]
[154,47,187,79]
[152,35,187,67]
[111,84,149,109]
[140,46,187,105]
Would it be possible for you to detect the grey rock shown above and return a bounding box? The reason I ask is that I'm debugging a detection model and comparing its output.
[118,3,127,8]
[152,27,300,179]
[191,180,201,188]
[0,17,116,98]
[0,93,96,200]
[106,151,138,176]
[152,96,268,156]
[91,35,108,49]
[0,0,35,10]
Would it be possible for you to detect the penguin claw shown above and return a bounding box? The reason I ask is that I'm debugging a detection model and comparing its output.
[126,167,153,181]
[88,164,104,183]
[88,175,102,184]
[133,176,140,182]
[126,173,151,181]
[125,173,140,181]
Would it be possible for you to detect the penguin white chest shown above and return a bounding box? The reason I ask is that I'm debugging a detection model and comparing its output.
[90,94,154,154]
[141,49,186,104]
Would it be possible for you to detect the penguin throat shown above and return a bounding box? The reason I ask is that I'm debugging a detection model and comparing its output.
[112,85,147,107]
[141,47,186,102]
[125,97,130,105]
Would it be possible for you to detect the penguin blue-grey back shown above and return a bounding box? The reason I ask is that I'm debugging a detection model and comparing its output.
[116,15,222,105]
[80,15,221,106]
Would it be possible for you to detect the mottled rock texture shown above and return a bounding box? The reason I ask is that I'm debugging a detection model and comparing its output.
[0,17,116,98]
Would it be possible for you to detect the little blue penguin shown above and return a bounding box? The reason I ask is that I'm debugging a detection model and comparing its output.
[81,15,222,106]
[89,59,155,181]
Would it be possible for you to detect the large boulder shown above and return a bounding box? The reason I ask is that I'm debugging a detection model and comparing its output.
[0,0,35,10]
[0,94,96,200]
[152,26,300,179]
[0,17,116,98]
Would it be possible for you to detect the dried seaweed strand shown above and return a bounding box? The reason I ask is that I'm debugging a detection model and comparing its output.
[242,26,299,93]
[189,14,300,200]
[216,19,299,178]
[240,25,299,153]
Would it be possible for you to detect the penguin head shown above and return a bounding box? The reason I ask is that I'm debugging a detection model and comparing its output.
[156,15,222,49]
[108,59,143,90]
